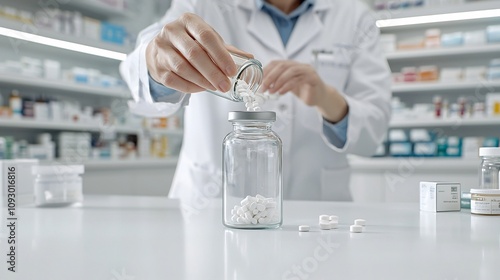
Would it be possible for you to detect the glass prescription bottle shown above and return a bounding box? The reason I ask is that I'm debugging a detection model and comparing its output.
[470,189,500,215]
[479,147,500,189]
[222,111,283,229]
[208,53,263,102]
[32,165,84,207]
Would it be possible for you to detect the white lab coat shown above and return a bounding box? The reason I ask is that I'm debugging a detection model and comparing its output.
[120,0,391,204]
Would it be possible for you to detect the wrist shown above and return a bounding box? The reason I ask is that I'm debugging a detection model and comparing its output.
[316,85,348,123]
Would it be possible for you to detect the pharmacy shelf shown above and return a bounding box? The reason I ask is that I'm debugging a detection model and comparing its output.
[146,128,184,136]
[0,73,129,98]
[0,118,139,134]
[62,0,133,18]
[390,117,500,128]
[376,0,500,30]
[81,158,178,169]
[385,44,500,60]
[0,17,130,55]
[392,80,500,93]
[348,155,479,171]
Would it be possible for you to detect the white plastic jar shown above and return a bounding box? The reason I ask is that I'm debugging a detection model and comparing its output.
[479,147,500,189]
[32,165,84,207]
[470,189,500,216]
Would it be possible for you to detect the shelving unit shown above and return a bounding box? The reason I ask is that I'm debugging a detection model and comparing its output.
[390,117,500,128]
[0,73,129,98]
[392,80,500,93]
[50,157,179,169]
[348,155,479,171]
[0,17,130,56]
[61,0,134,18]
[385,44,500,60]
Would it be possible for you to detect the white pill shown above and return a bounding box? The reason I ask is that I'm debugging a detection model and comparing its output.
[319,222,331,230]
[329,215,339,222]
[252,107,261,111]
[256,194,265,200]
[231,209,236,215]
[298,225,310,232]
[350,225,363,233]
[241,196,250,206]
[319,215,330,222]
[260,210,268,217]
[244,211,252,220]
[231,215,238,222]
[237,217,245,223]
[258,218,268,224]
[253,209,259,215]
[266,208,275,217]
[254,95,265,104]
[329,221,338,229]
[249,202,257,211]
[248,196,258,203]
[251,218,258,224]
[241,205,248,212]
[237,209,244,216]
[256,204,266,212]
[354,219,366,226]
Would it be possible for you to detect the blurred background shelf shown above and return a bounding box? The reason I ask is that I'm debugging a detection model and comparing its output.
[392,80,500,93]
[385,44,500,60]
[390,117,500,128]
[0,73,129,98]
[61,0,134,18]
[348,155,479,171]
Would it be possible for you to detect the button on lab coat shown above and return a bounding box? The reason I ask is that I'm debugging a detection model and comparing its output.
[120,0,392,204]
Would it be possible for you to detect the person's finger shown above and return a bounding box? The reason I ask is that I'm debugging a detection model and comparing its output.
[157,69,206,93]
[274,76,303,95]
[262,61,288,93]
[271,66,302,93]
[181,13,237,77]
[226,45,254,59]
[157,46,217,91]
[171,31,232,92]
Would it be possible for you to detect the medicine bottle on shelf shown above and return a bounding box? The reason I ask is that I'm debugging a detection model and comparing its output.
[479,147,500,189]
[207,53,263,102]
[222,111,282,229]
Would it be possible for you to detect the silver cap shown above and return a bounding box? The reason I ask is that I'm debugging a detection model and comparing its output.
[228,111,276,122]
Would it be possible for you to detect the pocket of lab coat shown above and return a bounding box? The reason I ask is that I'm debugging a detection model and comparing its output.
[320,167,352,201]
[314,53,350,91]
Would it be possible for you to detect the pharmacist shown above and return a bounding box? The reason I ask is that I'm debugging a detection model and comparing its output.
[120,0,391,204]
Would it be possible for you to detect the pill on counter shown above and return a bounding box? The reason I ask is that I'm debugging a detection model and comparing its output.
[299,225,310,232]
[319,222,332,230]
[329,215,339,222]
[354,219,366,226]
[328,221,338,229]
[319,215,330,222]
[350,225,363,233]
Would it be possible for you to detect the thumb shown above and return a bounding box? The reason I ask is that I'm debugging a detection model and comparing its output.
[225,45,254,59]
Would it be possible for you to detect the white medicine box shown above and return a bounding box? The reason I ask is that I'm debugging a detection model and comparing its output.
[420,181,461,212]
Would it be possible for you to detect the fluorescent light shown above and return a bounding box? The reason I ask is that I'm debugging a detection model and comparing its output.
[0,26,127,61]
[377,9,500,28]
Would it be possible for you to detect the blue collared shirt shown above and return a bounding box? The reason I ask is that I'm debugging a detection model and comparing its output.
[149,0,348,148]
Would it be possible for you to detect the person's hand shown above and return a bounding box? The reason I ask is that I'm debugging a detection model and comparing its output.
[146,13,252,93]
[260,60,348,123]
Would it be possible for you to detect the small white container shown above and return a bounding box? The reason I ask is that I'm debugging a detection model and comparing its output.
[32,165,84,207]
[470,189,500,216]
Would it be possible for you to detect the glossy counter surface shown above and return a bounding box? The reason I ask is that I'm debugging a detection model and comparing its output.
[1,195,499,280]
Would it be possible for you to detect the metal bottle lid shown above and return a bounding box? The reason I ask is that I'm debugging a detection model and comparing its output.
[228,111,276,122]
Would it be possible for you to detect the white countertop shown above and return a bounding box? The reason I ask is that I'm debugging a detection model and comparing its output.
[1,195,499,280]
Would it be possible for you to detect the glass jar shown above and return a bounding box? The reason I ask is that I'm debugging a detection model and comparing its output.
[222,111,283,229]
[479,147,500,189]
[207,53,263,102]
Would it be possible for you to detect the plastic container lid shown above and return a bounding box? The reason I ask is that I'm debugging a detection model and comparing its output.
[479,147,500,157]
[32,165,84,175]
[470,189,500,195]
[228,111,276,122]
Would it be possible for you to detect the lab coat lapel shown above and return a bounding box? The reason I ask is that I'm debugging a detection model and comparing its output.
[247,8,285,55]
[286,6,324,57]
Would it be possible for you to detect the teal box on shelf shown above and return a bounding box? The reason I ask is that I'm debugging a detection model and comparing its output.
[389,142,412,157]
[101,22,126,45]
[486,25,500,43]
[483,137,499,147]
[436,137,462,157]
[414,142,437,157]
